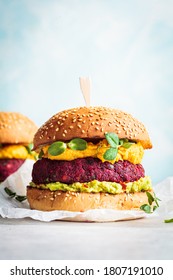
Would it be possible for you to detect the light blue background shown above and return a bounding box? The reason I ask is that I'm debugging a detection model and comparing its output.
[0,0,173,184]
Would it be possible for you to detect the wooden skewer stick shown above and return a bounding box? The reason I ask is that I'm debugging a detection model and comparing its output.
[79,77,91,107]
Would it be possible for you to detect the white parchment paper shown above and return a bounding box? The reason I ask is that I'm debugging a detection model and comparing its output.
[152,177,173,220]
[0,161,172,222]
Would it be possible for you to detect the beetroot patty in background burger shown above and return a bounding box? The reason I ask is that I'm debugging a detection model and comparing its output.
[0,112,38,182]
[27,106,153,212]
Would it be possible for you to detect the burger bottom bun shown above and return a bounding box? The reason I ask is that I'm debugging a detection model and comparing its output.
[27,187,152,212]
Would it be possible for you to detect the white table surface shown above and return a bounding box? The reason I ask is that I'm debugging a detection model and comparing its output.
[0,215,173,260]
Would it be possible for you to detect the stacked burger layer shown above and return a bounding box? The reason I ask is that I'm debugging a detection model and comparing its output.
[27,106,153,212]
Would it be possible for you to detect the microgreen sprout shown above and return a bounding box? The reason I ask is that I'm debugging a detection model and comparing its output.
[4,187,26,202]
[48,138,87,156]
[103,132,134,161]
[140,192,161,214]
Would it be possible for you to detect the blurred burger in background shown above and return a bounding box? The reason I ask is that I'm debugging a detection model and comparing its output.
[0,112,38,182]
[27,106,153,212]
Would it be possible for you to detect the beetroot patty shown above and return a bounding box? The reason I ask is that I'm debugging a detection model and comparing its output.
[32,157,145,184]
[0,159,25,182]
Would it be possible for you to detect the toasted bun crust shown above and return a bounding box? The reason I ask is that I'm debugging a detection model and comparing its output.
[0,112,38,144]
[33,107,152,150]
[27,187,152,212]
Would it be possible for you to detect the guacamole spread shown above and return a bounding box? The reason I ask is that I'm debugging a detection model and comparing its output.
[30,176,152,194]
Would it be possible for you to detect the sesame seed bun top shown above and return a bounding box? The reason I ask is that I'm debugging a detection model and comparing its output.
[0,112,38,144]
[33,106,152,150]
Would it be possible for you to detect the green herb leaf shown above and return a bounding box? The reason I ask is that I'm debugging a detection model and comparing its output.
[119,139,124,145]
[25,143,33,155]
[104,133,135,161]
[153,193,161,207]
[4,187,16,198]
[121,142,133,149]
[153,205,158,211]
[119,138,134,149]
[48,141,67,156]
[4,187,26,203]
[146,191,155,205]
[105,132,119,148]
[15,195,27,202]
[38,149,44,159]
[68,138,87,150]
[140,204,152,213]
[164,218,173,223]
[103,147,118,160]
[140,192,161,214]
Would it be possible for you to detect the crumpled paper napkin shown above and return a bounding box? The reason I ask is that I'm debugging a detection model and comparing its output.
[0,160,172,222]
[152,177,173,220]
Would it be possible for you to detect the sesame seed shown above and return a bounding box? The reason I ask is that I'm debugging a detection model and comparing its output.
[56,127,59,131]
[77,124,81,128]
